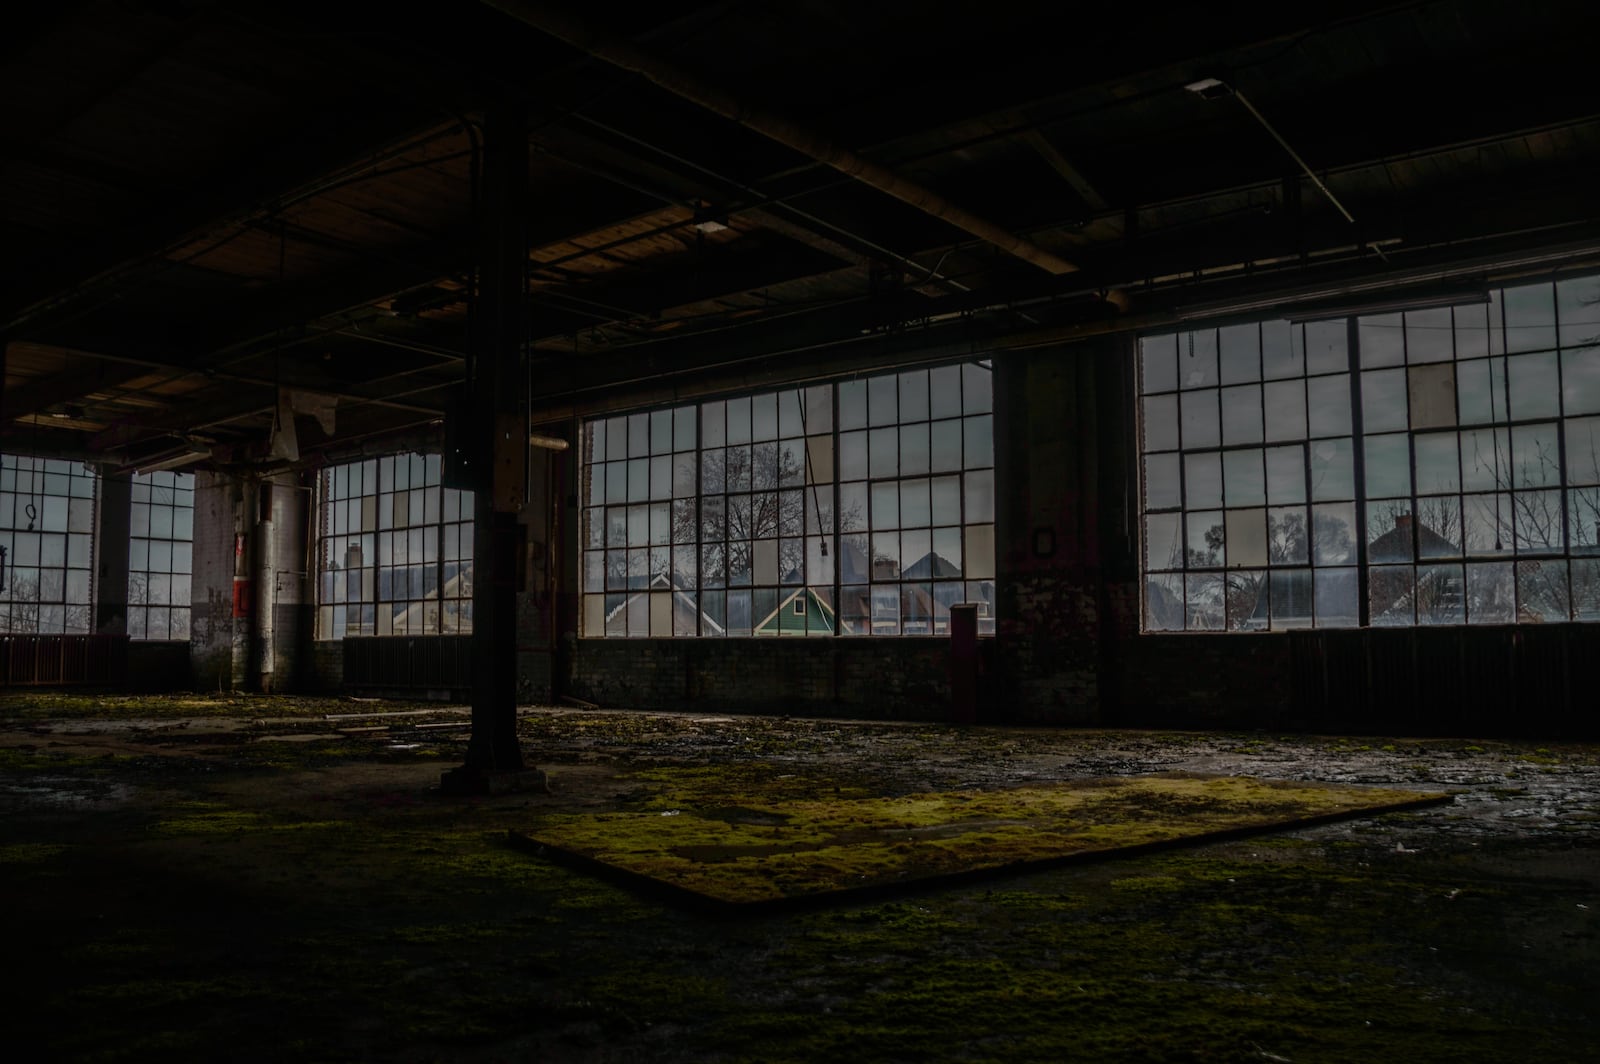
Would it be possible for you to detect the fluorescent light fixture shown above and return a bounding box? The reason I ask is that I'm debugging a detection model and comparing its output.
[1285,285,1490,323]
[1184,77,1233,100]
[130,447,210,474]
[528,433,570,451]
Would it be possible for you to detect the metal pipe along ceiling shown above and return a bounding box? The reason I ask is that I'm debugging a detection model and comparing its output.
[481,0,1129,311]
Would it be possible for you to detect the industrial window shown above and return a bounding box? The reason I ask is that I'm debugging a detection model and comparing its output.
[314,453,474,638]
[0,455,97,634]
[1139,272,1600,630]
[579,361,995,637]
[128,471,194,640]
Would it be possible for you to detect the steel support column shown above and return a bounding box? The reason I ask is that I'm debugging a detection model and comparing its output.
[444,103,541,793]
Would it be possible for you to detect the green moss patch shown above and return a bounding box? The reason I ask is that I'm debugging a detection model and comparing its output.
[513,772,1451,911]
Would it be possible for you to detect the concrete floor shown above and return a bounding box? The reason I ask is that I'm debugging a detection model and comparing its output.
[2,694,1597,1062]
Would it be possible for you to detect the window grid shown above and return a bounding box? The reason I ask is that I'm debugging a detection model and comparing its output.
[580,361,996,638]
[128,471,194,640]
[1140,272,1600,630]
[0,455,97,634]
[315,453,474,638]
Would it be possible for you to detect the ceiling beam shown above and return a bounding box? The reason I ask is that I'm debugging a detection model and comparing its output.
[0,108,455,335]
[480,1,1118,301]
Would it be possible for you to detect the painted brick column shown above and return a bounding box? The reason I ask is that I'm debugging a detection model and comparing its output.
[94,469,132,635]
[993,342,1115,722]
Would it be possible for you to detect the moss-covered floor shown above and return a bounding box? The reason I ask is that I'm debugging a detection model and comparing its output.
[2,692,1597,1062]
[522,771,1450,908]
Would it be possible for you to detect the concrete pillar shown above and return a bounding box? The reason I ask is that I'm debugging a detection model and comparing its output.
[94,470,132,635]
[189,471,237,690]
[993,344,1108,722]
[254,472,308,693]
[443,101,540,793]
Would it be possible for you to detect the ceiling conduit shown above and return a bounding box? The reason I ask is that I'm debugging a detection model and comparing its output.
[481,0,1129,311]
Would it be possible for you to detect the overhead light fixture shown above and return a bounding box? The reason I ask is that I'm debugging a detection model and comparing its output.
[1184,77,1234,100]
[129,446,211,475]
[692,205,729,233]
[1285,285,1490,324]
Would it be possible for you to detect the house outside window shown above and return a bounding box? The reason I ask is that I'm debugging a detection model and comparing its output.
[1139,272,1600,630]
[579,361,996,637]
[315,453,474,638]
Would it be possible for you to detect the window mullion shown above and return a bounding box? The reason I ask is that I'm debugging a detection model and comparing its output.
[1347,317,1371,627]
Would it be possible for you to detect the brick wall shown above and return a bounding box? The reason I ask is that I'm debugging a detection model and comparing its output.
[308,640,342,692]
